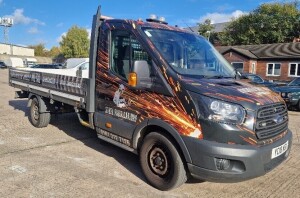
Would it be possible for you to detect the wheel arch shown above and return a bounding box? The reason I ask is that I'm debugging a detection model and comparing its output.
[132,119,192,164]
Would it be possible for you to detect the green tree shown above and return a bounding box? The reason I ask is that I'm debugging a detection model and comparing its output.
[220,2,300,45]
[29,43,47,56]
[60,26,90,58]
[198,19,214,38]
[49,46,62,58]
[198,19,220,44]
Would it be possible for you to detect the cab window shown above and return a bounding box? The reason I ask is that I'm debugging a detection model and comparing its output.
[111,30,152,80]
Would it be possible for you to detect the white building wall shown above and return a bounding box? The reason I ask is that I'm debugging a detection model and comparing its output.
[0,44,11,54]
[0,43,34,56]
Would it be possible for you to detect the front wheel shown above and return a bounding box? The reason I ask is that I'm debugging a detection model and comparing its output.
[140,132,187,191]
[29,98,51,128]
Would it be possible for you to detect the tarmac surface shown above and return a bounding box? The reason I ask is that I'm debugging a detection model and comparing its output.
[0,69,299,198]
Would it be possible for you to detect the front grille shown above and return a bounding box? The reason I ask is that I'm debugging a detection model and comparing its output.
[255,103,288,140]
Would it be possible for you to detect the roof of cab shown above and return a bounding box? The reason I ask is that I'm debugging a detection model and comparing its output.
[102,18,189,33]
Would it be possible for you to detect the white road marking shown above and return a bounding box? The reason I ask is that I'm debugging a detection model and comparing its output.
[10,165,27,174]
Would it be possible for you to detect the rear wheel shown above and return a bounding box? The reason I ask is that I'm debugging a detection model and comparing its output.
[29,98,51,128]
[140,132,187,191]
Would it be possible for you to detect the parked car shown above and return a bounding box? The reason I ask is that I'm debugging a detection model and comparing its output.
[24,58,37,67]
[4,57,24,68]
[62,58,89,69]
[241,73,275,87]
[0,61,7,69]
[273,78,300,110]
[31,64,61,69]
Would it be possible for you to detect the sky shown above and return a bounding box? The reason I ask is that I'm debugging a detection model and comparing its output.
[0,0,289,49]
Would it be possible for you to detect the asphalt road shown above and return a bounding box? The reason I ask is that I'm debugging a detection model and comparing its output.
[0,69,299,198]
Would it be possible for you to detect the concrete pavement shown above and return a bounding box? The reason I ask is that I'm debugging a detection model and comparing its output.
[0,69,299,197]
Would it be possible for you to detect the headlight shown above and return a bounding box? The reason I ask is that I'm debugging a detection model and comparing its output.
[287,92,298,98]
[281,92,286,97]
[199,96,245,125]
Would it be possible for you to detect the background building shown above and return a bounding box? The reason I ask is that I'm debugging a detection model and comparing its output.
[0,43,34,56]
[217,42,300,82]
[0,43,51,66]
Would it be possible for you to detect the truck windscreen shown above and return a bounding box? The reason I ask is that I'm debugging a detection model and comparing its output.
[143,28,235,78]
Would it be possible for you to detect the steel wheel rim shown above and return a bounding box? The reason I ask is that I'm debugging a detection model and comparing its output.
[32,103,39,121]
[148,145,169,177]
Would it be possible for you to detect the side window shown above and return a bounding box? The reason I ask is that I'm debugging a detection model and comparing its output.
[81,62,89,70]
[289,63,300,77]
[290,78,300,86]
[266,63,281,76]
[231,62,244,73]
[111,30,152,80]
[252,76,263,83]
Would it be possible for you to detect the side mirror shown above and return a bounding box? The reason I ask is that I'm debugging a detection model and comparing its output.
[128,60,152,89]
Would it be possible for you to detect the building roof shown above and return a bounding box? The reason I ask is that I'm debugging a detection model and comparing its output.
[186,22,230,33]
[0,42,33,49]
[217,42,300,59]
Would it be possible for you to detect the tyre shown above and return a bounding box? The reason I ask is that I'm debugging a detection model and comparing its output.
[298,101,300,111]
[140,132,187,191]
[29,98,51,128]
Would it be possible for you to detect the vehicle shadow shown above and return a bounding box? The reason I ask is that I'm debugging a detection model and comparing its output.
[9,99,30,117]
[9,99,146,183]
[9,99,204,185]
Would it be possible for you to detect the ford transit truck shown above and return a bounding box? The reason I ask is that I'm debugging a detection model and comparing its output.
[9,7,292,190]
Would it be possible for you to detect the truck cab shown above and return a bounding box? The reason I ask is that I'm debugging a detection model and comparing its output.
[91,10,292,190]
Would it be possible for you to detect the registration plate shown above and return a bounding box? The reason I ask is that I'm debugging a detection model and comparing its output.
[271,141,289,159]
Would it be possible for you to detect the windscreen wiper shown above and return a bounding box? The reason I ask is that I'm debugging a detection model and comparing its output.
[183,74,208,79]
[207,75,234,79]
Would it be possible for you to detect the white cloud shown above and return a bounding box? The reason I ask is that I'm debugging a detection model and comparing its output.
[4,9,45,25]
[189,10,248,24]
[56,32,66,43]
[27,27,39,34]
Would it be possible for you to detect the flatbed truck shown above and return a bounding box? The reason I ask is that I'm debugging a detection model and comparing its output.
[9,6,292,190]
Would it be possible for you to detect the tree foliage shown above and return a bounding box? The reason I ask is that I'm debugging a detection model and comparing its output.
[198,19,221,45]
[198,19,214,38]
[60,26,90,58]
[219,2,300,45]
[29,43,47,56]
[49,46,61,58]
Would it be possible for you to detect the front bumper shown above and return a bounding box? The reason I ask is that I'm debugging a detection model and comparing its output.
[183,130,292,182]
